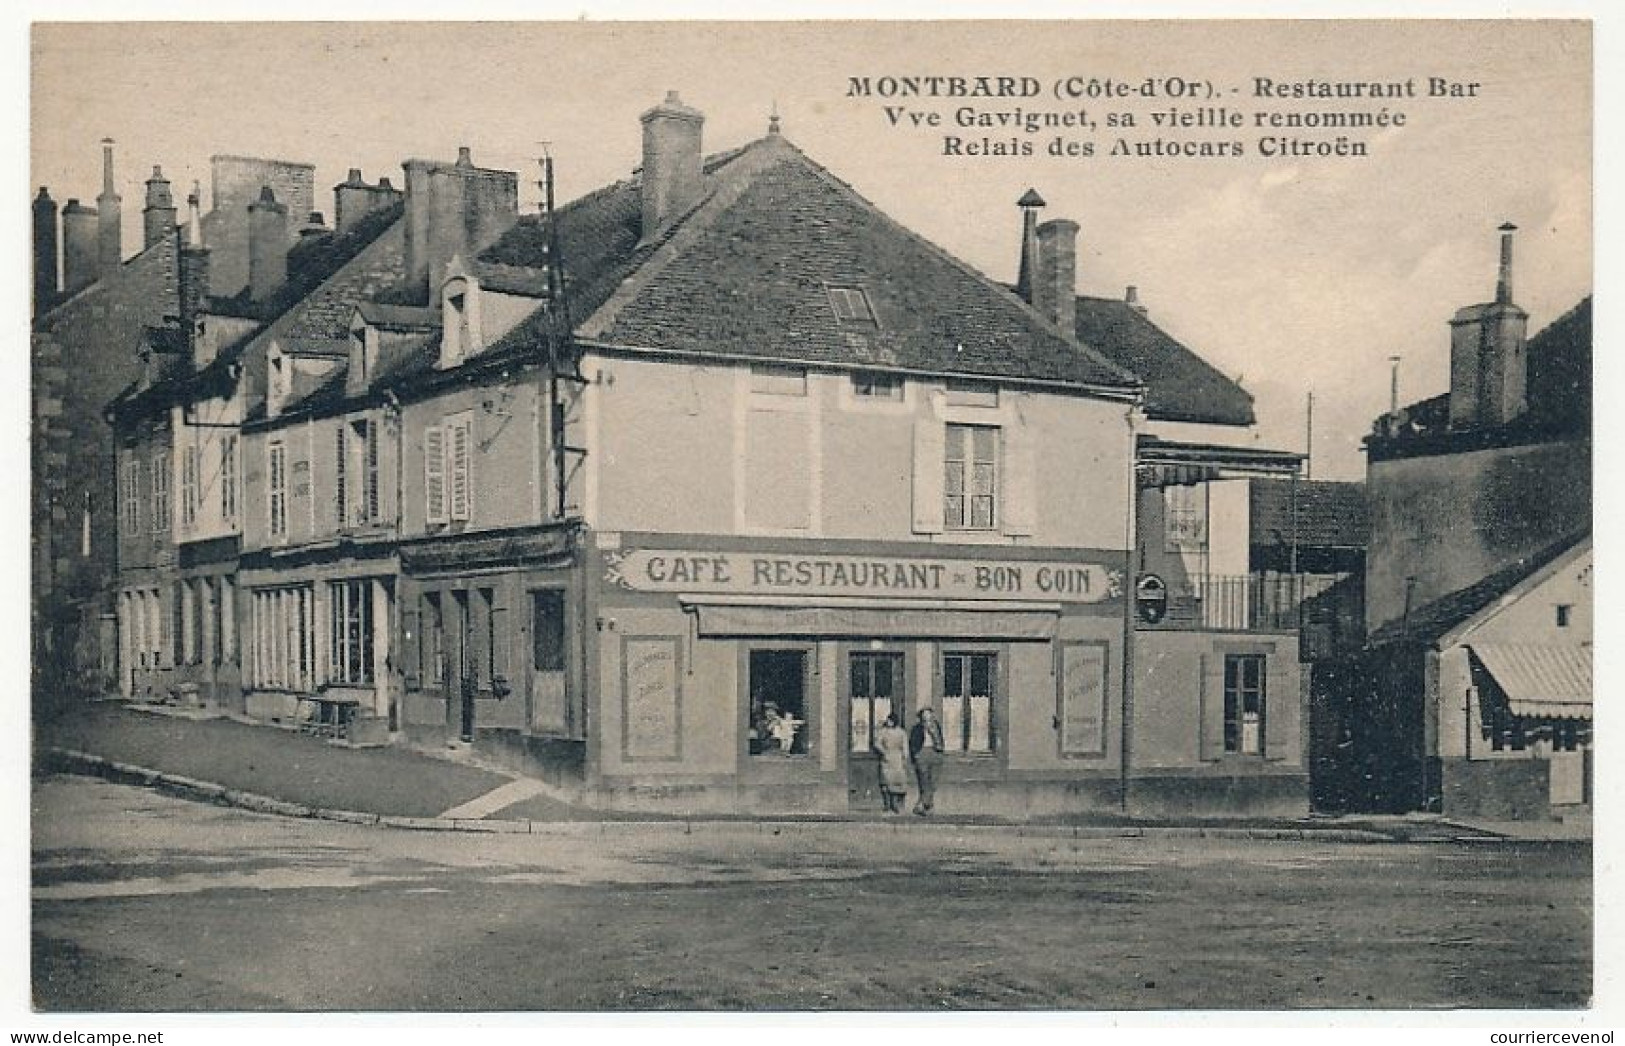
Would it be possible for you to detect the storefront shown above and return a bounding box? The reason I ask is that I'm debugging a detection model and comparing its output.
[586,532,1130,815]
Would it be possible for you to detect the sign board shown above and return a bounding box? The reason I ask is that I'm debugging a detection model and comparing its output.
[604,548,1123,604]
[622,637,681,762]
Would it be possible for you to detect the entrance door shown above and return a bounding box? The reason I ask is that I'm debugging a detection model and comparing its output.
[847,650,904,808]
[449,590,472,741]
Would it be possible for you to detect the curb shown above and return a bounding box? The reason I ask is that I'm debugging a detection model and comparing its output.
[40,746,1411,843]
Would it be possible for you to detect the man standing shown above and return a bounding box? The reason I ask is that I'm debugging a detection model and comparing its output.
[909,707,946,816]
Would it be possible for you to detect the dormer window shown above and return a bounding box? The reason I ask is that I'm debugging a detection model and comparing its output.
[439,273,482,368]
[828,286,876,326]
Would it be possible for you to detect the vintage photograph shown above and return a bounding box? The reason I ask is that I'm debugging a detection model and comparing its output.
[27,19,1591,1015]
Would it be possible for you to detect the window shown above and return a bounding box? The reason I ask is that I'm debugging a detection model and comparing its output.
[1164,483,1208,552]
[179,446,199,530]
[151,453,171,532]
[945,379,998,408]
[1556,604,1573,628]
[941,652,995,753]
[750,364,808,396]
[220,435,237,522]
[849,651,903,752]
[267,442,287,539]
[532,590,566,672]
[120,459,142,536]
[446,286,470,363]
[827,286,876,325]
[421,592,444,687]
[944,423,998,530]
[328,579,374,686]
[360,419,380,525]
[749,649,809,756]
[851,372,903,400]
[251,584,315,690]
[1223,654,1266,755]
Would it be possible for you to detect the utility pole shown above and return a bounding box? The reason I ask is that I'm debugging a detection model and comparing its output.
[1388,356,1402,415]
[1305,390,1314,481]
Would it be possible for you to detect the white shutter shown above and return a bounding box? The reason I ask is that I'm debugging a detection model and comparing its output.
[911,418,945,534]
[424,425,447,525]
[449,418,473,522]
[1001,419,1037,536]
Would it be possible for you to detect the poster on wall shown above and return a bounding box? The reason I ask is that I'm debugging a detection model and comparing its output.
[1059,641,1109,757]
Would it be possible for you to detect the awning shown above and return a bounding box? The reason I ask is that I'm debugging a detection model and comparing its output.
[1468,642,1592,719]
[684,596,1060,640]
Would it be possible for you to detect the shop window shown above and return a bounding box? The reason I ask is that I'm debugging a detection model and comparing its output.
[251,584,315,691]
[750,364,807,397]
[944,423,998,530]
[850,651,903,752]
[945,379,998,408]
[749,649,809,756]
[1223,653,1266,755]
[941,651,995,753]
[328,580,374,686]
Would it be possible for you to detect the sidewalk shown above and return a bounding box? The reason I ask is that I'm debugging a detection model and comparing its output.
[35,702,1588,841]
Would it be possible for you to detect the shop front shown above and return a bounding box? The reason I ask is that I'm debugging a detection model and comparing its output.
[587,533,1129,816]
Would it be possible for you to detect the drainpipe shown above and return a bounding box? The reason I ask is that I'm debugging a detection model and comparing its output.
[1120,404,1142,813]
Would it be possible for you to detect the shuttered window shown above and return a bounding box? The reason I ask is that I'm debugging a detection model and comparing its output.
[424,426,447,525]
[151,453,171,533]
[334,425,348,527]
[120,459,142,536]
[267,442,287,538]
[220,435,237,522]
[448,415,474,522]
[363,419,380,524]
[179,446,199,530]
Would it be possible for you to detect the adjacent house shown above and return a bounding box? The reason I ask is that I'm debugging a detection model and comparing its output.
[1352,225,1591,819]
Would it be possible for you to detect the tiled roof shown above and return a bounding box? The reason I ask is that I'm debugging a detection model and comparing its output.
[1367,529,1589,646]
[483,136,1138,392]
[1073,296,1255,426]
[1250,479,1368,551]
[355,301,440,331]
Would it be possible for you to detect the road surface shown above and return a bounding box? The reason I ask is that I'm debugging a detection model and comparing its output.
[32,773,1590,1011]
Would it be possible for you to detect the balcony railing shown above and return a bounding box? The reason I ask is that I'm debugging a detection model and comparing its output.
[1161,572,1307,632]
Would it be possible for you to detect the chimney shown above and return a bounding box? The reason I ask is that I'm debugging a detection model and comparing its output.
[1449,222,1529,430]
[142,166,177,250]
[639,91,705,242]
[96,138,122,277]
[1015,188,1045,303]
[61,199,99,294]
[298,211,330,242]
[401,146,519,300]
[1033,218,1079,335]
[179,183,211,345]
[334,167,403,233]
[248,186,289,302]
[33,187,59,313]
[1125,285,1147,315]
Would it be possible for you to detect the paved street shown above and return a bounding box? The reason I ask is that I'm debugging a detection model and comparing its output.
[33,773,1590,1012]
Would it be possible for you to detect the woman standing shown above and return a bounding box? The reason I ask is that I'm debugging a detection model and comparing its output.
[872,714,911,814]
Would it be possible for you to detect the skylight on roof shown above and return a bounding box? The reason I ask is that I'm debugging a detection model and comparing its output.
[827,286,876,326]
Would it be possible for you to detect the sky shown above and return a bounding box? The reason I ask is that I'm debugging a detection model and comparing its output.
[29,19,1592,480]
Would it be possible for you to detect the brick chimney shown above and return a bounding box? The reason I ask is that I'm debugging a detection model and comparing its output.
[1033,218,1079,335]
[180,183,211,361]
[142,166,177,250]
[401,146,518,301]
[1448,222,1528,430]
[1015,188,1045,304]
[639,91,705,243]
[61,199,99,294]
[334,168,403,233]
[248,186,289,302]
[33,187,59,313]
[96,138,122,278]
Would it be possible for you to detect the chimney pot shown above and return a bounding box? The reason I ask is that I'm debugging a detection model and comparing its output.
[1015,188,1045,304]
[142,164,178,250]
[248,186,288,301]
[456,147,473,167]
[347,168,365,184]
[1033,218,1079,336]
[34,186,59,312]
[62,198,99,294]
[96,138,122,277]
